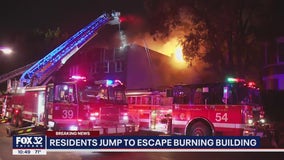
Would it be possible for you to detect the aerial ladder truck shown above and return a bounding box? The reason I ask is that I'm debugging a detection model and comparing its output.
[1,11,138,136]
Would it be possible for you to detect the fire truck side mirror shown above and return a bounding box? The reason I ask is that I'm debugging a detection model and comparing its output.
[223,86,228,104]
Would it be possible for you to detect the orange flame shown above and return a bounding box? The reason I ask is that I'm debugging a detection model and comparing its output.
[174,45,185,62]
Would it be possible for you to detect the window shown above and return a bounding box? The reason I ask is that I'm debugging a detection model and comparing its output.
[173,86,189,104]
[173,84,223,105]
[103,61,109,73]
[91,63,99,74]
[115,60,124,72]
[265,79,279,91]
[54,84,76,103]
[69,65,79,76]
[278,43,284,62]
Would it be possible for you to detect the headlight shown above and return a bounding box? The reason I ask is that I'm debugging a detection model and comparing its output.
[123,115,128,121]
[248,119,253,125]
[69,125,78,131]
[90,117,96,121]
[259,119,265,123]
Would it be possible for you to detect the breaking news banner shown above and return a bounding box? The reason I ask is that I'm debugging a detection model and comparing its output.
[13,131,261,154]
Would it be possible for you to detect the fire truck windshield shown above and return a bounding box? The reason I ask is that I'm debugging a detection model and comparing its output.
[173,82,261,106]
[78,83,127,104]
[54,84,76,103]
[226,83,261,105]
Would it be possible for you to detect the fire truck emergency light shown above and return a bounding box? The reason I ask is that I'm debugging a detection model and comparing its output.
[95,79,123,87]
[70,75,87,80]
[227,77,245,83]
[247,82,256,88]
[106,80,114,86]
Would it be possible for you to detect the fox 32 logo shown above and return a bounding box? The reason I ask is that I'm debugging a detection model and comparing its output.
[13,136,45,149]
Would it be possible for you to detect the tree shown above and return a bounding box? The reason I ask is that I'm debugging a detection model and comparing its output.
[144,0,273,83]
[29,27,70,60]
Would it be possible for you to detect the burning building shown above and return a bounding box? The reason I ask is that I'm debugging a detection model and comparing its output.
[55,41,206,90]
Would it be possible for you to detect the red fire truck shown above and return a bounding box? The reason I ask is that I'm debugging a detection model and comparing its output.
[51,78,138,134]
[5,85,49,128]
[0,11,138,135]
[0,94,8,120]
[4,78,137,135]
[127,77,272,137]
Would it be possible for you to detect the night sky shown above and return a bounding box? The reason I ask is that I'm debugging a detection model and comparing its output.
[0,0,145,75]
[1,0,284,77]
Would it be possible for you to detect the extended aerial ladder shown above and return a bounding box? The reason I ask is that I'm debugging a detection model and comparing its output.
[2,11,121,136]
[0,62,35,85]
[19,11,120,87]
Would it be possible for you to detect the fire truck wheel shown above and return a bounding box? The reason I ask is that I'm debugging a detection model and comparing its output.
[188,121,212,136]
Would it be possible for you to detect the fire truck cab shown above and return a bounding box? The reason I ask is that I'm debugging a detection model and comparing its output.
[171,78,267,136]
[127,77,270,137]
[51,78,138,134]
